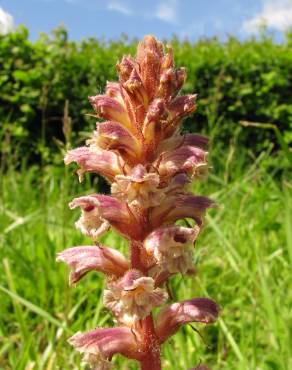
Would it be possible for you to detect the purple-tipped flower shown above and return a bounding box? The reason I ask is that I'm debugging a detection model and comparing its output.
[59,35,219,369]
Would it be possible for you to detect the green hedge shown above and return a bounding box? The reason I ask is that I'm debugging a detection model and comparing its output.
[1,26,292,165]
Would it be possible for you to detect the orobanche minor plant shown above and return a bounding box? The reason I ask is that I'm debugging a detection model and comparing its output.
[57,35,219,370]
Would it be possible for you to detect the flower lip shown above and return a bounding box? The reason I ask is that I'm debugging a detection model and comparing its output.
[69,196,110,240]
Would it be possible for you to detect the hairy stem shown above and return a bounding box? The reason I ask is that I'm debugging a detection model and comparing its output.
[130,241,162,369]
[140,315,161,370]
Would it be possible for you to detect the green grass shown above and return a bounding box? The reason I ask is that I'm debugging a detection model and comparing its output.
[0,148,291,370]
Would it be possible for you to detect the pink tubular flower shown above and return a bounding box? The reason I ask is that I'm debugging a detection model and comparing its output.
[156,298,220,343]
[56,245,129,284]
[69,196,110,240]
[150,194,215,228]
[68,327,143,365]
[64,147,124,182]
[69,194,143,240]
[60,35,219,370]
[156,145,208,180]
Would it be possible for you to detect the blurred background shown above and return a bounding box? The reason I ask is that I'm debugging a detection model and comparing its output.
[0,1,291,369]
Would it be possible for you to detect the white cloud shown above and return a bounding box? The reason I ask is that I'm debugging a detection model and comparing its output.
[155,0,178,24]
[243,0,292,34]
[0,7,13,34]
[107,1,132,15]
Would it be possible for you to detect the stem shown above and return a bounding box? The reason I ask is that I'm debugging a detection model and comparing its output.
[130,240,142,270]
[130,241,161,369]
[140,315,162,370]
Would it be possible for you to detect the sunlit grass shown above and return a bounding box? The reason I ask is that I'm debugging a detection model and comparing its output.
[0,150,291,370]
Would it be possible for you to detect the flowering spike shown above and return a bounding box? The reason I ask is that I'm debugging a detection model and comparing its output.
[60,35,219,369]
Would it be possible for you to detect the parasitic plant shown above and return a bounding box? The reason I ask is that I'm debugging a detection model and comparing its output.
[57,35,219,370]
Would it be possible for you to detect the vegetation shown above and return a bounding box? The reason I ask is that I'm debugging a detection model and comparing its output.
[1,26,292,165]
[0,28,291,369]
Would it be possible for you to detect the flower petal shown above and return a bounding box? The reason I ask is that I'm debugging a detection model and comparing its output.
[150,195,215,228]
[56,245,129,284]
[156,298,219,343]
[68,327,142,363]
[64,147,124,182]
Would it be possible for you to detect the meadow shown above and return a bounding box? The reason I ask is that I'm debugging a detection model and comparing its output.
[0,28,292,369]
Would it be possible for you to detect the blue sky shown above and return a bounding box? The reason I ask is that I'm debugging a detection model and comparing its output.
[1,0,292,41]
